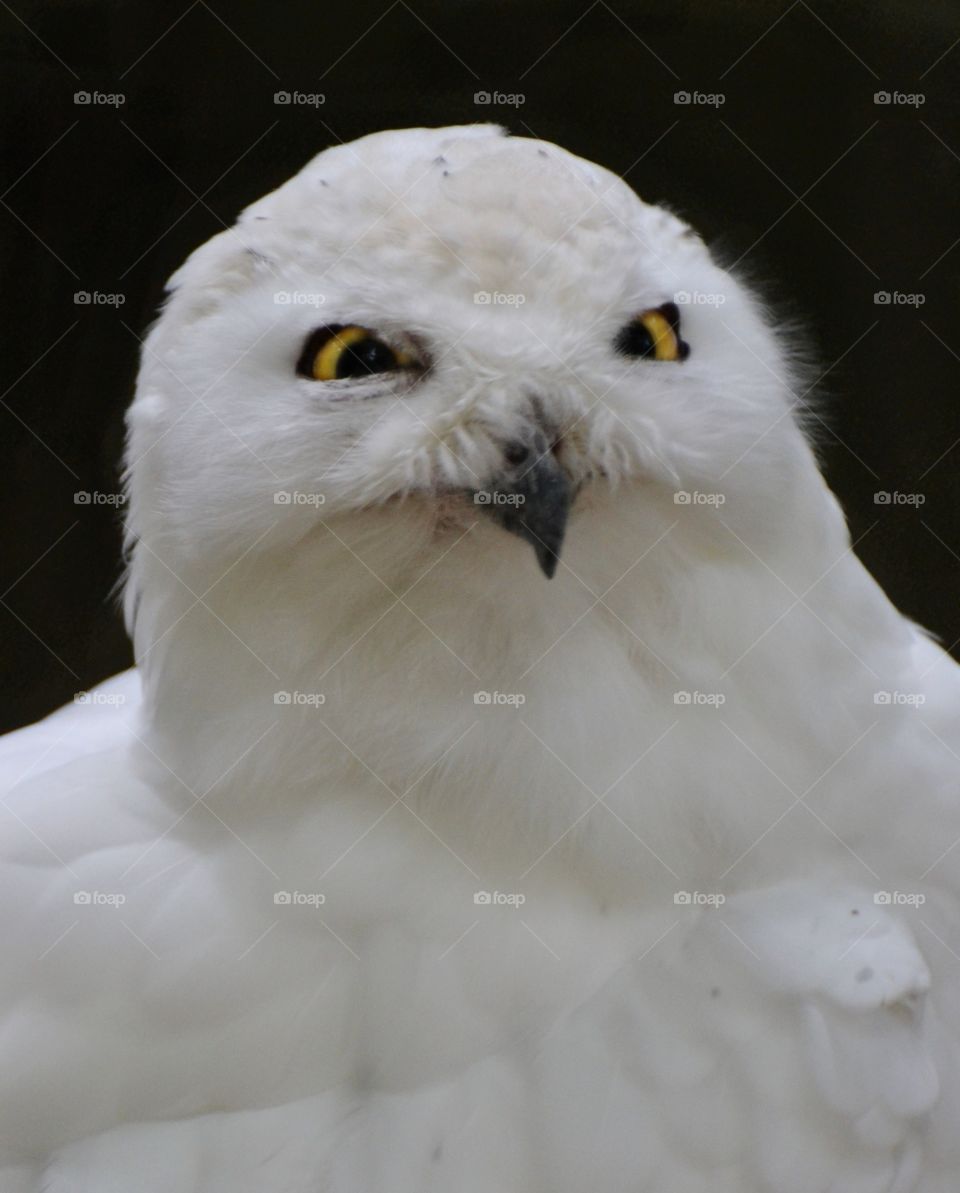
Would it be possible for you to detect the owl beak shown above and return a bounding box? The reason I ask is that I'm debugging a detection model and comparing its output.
[473,440,573,579]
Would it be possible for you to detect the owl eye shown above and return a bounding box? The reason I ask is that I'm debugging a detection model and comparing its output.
[615,303,689,362]
[296,325,413,381]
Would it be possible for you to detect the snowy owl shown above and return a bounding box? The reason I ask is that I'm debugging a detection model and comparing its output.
[3,124,960,1192]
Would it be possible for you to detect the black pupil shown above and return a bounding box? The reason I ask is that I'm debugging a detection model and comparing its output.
[336,337,396,378]
[614,320,656,359]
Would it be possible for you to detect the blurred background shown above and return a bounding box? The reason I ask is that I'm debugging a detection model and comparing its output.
[1,0,958,731]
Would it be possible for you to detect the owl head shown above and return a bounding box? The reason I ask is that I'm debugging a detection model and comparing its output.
[123,126,843,704]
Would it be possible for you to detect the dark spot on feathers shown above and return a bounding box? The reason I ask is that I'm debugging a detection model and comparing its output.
[710,986,721,998]
[537,149,547,157]
[433,155,448,165]
[851,908,860,916]
[432,1143,443,1162]
[856,966,874,983]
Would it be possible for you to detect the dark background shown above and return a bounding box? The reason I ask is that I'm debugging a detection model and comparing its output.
[2,0,958,733]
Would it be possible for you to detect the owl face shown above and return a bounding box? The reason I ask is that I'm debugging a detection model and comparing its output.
[126,125,807,583]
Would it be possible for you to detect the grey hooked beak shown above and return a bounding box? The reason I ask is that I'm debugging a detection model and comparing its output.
[472,435,574,579]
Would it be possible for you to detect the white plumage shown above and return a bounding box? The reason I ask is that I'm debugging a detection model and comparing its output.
[3,124,960,1191]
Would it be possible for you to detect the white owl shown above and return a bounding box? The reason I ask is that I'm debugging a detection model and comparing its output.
[2,124,960,1192]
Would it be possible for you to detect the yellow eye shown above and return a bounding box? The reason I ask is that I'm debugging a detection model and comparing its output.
[615,302,689,362]
[296,324,413,381]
